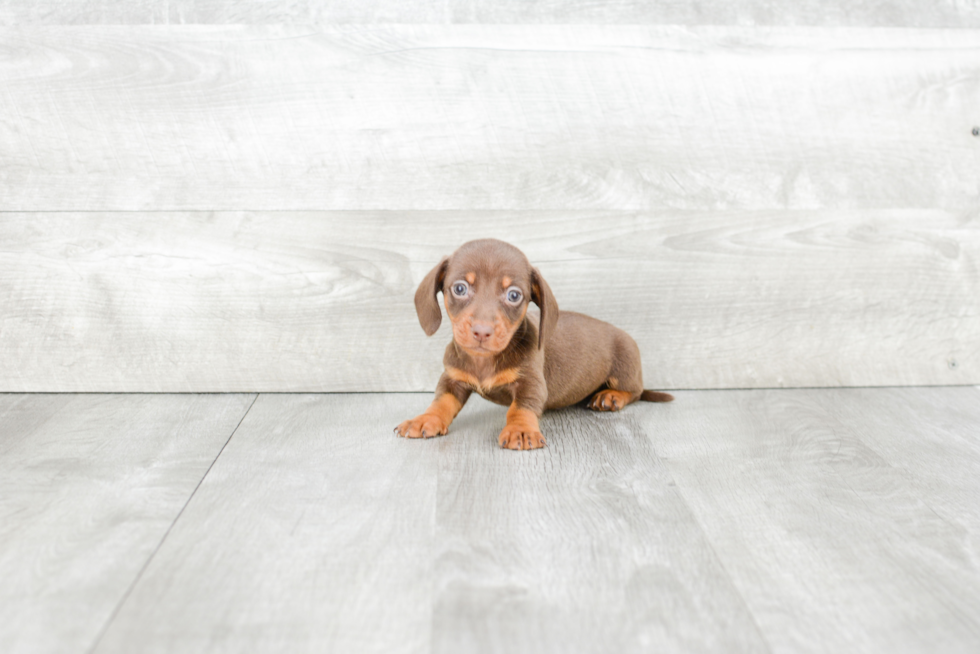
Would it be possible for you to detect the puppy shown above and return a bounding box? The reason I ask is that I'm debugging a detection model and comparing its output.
[395,239,673,450]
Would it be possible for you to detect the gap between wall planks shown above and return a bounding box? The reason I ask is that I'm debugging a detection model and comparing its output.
[0,210,976,392]
[0,25,978,212]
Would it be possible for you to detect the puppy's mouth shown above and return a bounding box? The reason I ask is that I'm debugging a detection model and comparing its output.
[457,340,506,356]
[451,328,511,356]
[450,316,517,357]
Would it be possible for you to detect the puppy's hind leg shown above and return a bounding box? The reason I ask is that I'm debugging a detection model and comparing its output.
[587,336,644,412]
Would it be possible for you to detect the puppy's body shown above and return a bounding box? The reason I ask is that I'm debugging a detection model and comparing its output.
[445,309,641,409]
[542,310,648,409]
[396,239,672,450]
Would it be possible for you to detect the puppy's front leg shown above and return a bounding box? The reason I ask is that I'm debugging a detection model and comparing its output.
[396,373,470,439]
[498,404,546,450]
[498,377,547,451]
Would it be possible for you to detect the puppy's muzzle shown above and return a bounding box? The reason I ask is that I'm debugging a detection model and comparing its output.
[470,322,493,344]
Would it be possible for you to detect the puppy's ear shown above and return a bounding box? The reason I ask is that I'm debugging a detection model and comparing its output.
[530,266,559,349]
[414,256,449,336]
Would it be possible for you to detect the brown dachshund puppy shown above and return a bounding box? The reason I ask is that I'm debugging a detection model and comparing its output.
[395,239,673,450]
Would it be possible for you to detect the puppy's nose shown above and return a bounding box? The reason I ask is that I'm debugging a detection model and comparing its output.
[471,323,493,342]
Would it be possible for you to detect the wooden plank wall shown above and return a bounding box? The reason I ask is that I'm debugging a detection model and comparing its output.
[2,1,979,27]
[1,5,978,391]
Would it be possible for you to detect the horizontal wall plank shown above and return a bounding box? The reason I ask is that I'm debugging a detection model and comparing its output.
[1,0,978,27]
[1,26,977,211]
[1,210,975,391]
[0,393,256,654]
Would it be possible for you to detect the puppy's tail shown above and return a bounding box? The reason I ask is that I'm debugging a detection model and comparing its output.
[640,390,674,403]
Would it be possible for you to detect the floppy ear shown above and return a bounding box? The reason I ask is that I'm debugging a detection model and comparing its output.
[414,256,449,336]
[530,266,559,349]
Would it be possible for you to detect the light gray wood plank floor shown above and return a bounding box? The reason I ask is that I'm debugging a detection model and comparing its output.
[0,393,256,654]
[2,388,979,653]
[638,386,980,653]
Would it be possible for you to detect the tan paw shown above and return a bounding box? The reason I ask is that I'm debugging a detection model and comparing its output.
[395,413,449,439]
[588,389,633,412]
[497,424,547,450]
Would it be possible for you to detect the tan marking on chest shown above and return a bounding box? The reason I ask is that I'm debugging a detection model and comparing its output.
[446,367,480,388]
[447,367,521,395]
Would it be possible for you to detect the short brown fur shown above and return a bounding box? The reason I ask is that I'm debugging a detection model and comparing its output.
[395,239,673,450]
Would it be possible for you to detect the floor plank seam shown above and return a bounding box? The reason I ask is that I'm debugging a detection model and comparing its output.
[673,480,775,653]
[639,416,776,654]
[82,392,260,654]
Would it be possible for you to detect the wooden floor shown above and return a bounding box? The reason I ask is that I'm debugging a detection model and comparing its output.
[2,388,980,653]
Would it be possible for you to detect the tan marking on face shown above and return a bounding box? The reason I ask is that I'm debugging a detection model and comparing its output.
[501,276,512,289]
[447,367,521,395]
[449,303,527,355]
[465,272,476,285]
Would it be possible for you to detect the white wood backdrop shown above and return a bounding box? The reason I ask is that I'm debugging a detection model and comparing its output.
[1,0,978,27]
[1,210,975,391]
[1,26,978,211]
[1,21,978,391]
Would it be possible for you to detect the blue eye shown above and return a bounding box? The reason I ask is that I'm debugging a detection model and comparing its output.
[506,288,523,303]
[452,282,469,297]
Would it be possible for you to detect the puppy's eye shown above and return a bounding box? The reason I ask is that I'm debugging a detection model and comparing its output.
[451,281,469,297]
[505,287,523,304]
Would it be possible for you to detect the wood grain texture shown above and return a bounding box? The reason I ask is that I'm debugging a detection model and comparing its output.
[0,393,255,654]
[638,387,980,653]
[829,386,980,578]
[93,393,442,654]
[1,0,978,27]
[1,210,976,392]
[430,396,768,653]
[92,393,767,653]
[1,26,977,211]
[5,389,980,653]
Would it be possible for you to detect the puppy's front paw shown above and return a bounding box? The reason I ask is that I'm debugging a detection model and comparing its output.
[395,413,449,439]
[498,424,546,450]
[588,389,632,412]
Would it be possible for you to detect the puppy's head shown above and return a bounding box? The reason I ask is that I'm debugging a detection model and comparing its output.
[414,239,558,356]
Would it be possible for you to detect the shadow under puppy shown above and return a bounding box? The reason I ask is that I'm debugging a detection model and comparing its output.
[396,239,673,450]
